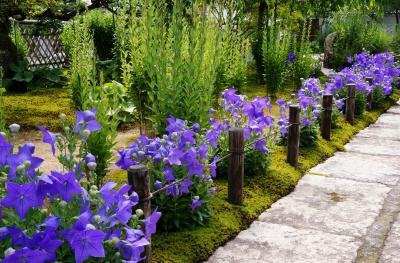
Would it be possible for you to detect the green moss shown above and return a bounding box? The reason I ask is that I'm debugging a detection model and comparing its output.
[143,88,400,263]
[3,88,74,131]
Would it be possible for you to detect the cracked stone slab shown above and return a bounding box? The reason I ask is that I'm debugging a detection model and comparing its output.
[354,126,400,141]
[207,221,362,263]
[387,105,400,114]
[310,152,400,185]
[258,175,390,237]
[371,113,400,128]
[379,215,400,263]
[345,137,400,156]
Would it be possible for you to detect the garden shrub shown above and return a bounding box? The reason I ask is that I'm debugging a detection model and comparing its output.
[299,123,319,147]
[61,9,115,61]
[355,91,366,116]
[329,8,392,69]
[116,0,220,134]
[372,86,385,109]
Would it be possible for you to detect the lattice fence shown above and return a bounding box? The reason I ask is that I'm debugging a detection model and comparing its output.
[17,22,68,68]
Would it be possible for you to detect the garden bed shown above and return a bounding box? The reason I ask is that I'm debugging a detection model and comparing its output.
[106,89,400,263]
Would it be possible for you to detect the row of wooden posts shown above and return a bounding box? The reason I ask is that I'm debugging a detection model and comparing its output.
[126,78,374,262]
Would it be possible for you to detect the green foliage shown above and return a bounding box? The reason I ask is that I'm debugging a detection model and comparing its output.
[392,25,400,53]
[262,22,291,95]
[62,9,115,60]
[299,123,319,147]
[151,166,212,232]
[116,0,220,134]
[213,1,249,94]
[329,8,393,69]
[10,60,33,83]
[0,69,5,132]
[355,91,366,116]
[10,22,29,60]
[372,86,385,109]
[331,107,340,129]
[67,18,96,110]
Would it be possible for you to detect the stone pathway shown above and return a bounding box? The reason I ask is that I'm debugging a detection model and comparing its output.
[207,101,400,263]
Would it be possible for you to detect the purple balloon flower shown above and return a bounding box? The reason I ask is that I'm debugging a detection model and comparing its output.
[51,171,83,202]
[2,248,48,263]
[70,229,106,263]
[180,178,193,194]
[7,144,44,180]
[37,126,57,156]
[84,153,96,165]
[1,182,43,219]
[288,52,295,63]
[73,109,102,134]
[190,197,202,211]
[144,209,161,239]
[0,134,12,165]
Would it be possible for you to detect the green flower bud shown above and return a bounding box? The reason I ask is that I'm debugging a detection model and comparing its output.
[93,215,101,223]
[9,123,20,134]
[59,113,66,121]
[83,129,91,138]
[23,160,31,168]
[135,209,144,217]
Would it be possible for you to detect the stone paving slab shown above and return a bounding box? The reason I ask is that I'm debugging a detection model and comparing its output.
[354,126,400,141]
[372,113,400,128]
[207,222,362,263]
[379,215,400,263]
[258,175,390,237]
[387,105,400,114]
[310,152,400,186]
[345,137,400,156]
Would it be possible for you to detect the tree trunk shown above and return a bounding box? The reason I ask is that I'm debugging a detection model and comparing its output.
[0,21,18,90]
[253,0,267,83]
[396,9,399,25]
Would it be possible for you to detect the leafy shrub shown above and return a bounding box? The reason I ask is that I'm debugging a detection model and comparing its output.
[329,8,392,69]
[116,0,220,134]
[61,9,115,61]
[355,91,366,116]
[392,26,400,53]
[299,123,319,147]
[372,86,385,109]
[10,22,28,60]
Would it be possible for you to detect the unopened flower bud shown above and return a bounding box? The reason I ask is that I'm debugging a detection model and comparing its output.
[89,189,98,197]
[135,209,144,217]
[138,151,145,157]
[83,129,91,138]
[23,160,31,168]
[87,162,97,171]
[59,113,66,121]
[160,139,166,144]
[163,135,168,140]
[9,123,20,134]
[115,252,120,257]
[4,247,15,257]
[90,185,98,191]
[194,195,200,200]
[171,132,178,139]
[59,200,68,208]
[86,224,96,230]
[111,237,120,245]
[64,126,70,132]
[17,164,25,172]
[132,214,138,220]
[40,208,48,214]
[93,215,101,223]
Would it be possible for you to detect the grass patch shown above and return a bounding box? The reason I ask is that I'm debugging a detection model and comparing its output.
[3,88,74,131]
[108,88,400,263]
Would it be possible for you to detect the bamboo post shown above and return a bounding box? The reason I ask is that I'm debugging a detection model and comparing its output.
[228,127,244,205]
[128,164,151,262]
[346,84,356,125]
[366,77,373,111]
[287,105,300,167]
[321,94,333,141]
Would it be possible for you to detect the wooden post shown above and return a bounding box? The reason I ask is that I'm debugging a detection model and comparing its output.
[345,84,356,125]
[228,128,244,205]
[128,164,151,262]
[366,77,373,111]
[287,105,300,168]
[321,94,333,141]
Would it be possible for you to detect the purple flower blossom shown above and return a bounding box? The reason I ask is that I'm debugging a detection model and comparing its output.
[190,197,202,211]
[70,229,106,263]
[165,116,186,134]
[0,134,12,165]
[37,126,57,156]
[288,52,295,63]
[180,178,193,194]
[84,153,96,165]
[144,209,161,239]
[154,180,162,190]
[2,248,48,263]
[51,171,82,202]
[73,109,102,134]
[1,182,43,219]
[7,144,43,180]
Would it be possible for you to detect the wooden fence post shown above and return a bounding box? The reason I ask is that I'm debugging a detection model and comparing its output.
[128,164,152,262]
[287,105,300,168]
[321,94,333,141]
[366,77,373,111]
[346,84,356,125]
[228,128,244,205]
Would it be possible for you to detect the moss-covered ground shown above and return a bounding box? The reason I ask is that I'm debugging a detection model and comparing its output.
[3,88,74,131]
[123,89,397,263]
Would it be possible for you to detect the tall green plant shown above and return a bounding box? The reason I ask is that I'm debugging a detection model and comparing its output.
[68,18,96,110]
[262,21,291,95]
[0,67,6,132]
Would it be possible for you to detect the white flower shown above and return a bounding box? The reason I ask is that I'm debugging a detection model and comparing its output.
[9,123,20,134]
